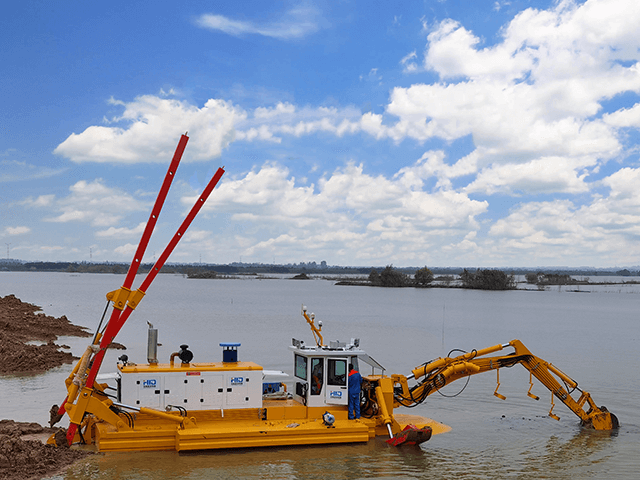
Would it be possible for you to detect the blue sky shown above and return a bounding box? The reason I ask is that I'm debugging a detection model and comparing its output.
[2,0,640,268]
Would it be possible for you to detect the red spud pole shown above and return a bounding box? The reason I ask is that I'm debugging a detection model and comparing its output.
[63,134,189,444]
[66,166,225,445]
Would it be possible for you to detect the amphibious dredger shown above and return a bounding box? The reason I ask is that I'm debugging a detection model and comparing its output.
[49,135,618,452]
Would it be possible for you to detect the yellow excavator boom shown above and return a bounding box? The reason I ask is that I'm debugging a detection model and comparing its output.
[391,339,618,430]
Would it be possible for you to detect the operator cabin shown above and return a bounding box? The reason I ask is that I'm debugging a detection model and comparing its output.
[290,336,385,408]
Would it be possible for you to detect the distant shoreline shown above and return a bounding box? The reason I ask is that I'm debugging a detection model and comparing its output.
[1,261,639,278]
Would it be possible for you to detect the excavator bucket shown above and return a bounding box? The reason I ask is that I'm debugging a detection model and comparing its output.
[582,407,619,430]
[386,424,432,447]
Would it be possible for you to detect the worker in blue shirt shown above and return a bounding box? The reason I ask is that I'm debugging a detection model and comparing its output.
[348,363,363,419]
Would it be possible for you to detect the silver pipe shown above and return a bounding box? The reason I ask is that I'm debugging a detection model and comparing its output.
[386,423,394,438]
[112,401,141,412]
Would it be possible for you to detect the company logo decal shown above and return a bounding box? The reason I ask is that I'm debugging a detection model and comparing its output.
[142,379,157,388]
[329,391,342,398]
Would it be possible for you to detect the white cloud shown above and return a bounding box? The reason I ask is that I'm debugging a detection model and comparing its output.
[72,0,638,188]
[374,0,640,195]
[114,243,138,256]
[183,229,212,243]
[465,156,591,195]
[170,157,640,267]
[400,51,419,73]
[46,179,146,227]
[603,102,640,129]
[396,150,478,191]
[192,161,487,264]
[194,3,323,40]
[0,159,67,182]
[254,102,297,119]
[601,167,640,209]
[486,166,640,264]
[425,19,534,82]
[22,195,55,208]
[96,222,146,238]
[5,226,31,235]
[237,103,364,142]
[55,96,245,163]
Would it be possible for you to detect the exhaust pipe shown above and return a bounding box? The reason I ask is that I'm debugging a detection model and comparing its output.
[147,322,158,364]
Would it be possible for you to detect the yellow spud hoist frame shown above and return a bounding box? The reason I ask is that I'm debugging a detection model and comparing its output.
[381,339,618,430]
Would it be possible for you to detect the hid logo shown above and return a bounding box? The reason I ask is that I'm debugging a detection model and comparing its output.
[329,391,342,398]
[230,377,244,386]
[142,379,157,389]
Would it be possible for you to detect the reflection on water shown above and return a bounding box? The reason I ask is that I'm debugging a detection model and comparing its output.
[1,272,639,479]
[57,428,621,480]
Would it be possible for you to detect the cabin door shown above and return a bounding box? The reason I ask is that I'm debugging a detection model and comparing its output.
[325,358,348,405]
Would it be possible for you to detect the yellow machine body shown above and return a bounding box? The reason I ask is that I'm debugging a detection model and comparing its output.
[53,307,616,452]
[72,360,448,452]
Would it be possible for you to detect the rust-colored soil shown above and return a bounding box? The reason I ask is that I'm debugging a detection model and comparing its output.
[0,420,93,480]
[0,294,92,374]
[0,296,103,478]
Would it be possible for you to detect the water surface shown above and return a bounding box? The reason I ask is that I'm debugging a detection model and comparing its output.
[1,272,638,479]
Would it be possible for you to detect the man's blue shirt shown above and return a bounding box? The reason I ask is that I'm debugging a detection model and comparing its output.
[348,369,362,395]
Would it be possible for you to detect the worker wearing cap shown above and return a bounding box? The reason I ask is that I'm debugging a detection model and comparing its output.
[348,363,363,419]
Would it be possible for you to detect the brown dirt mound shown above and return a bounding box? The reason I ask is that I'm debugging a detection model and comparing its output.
[0,421,93,480]
[0,294,92,374]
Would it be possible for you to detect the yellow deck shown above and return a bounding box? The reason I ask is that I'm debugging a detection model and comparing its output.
[91,398,449,452]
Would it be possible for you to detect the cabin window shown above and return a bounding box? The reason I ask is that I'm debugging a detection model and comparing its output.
[350,356,359,372]
[294,354,308,380]
[327,359,347,386]
[310,358,323,395]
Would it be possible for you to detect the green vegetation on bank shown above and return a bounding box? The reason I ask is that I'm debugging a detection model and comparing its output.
[459,268,515,290]
[364,266,515,290]
[368,265,434,287]
[1,260,639,289]
[0,261,375,275]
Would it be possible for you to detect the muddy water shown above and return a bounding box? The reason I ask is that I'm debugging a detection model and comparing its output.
[1,272,638,479]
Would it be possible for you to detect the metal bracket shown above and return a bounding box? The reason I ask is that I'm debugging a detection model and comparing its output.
[527,372,539,400]
[106,287,131,311]
[548,392,560,421]
[494,369,506,400]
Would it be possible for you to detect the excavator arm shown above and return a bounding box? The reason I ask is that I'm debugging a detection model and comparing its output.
[391,339,618,430]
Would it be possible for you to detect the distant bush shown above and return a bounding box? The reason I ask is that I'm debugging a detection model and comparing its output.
[537,274,575,285]
[187,270,217,279]
[460,269,515,290]
[525,272,540,284]
[414,267,434,286]
[368,265,410,287]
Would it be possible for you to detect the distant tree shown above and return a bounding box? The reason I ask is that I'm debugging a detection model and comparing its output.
[460,269,515,290]
[525,272,541,284]
[379,265,410,287]
[459,269,474,287]
[414,267,434,286]
[368,269,381,286]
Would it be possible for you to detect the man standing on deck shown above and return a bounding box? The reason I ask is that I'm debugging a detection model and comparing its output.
[348,363,363,419]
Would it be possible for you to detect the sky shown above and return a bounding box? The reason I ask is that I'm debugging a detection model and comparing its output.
[2,0,640,269]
